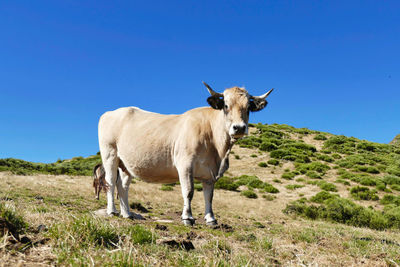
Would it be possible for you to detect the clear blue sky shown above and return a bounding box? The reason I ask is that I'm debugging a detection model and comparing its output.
[1,1,399,163]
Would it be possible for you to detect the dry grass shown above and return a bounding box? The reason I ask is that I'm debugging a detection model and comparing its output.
[1,132,400,266]
[1,163,400,266]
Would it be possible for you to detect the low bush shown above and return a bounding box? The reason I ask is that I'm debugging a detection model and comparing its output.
[283,193,396,230]
[318,181,337,192]
[306,171,321,179]
[380,195,400,206]
[160,185,174,191]
[350,186,379,201]
[281,172,296,180]
[258,162,268,168]
[241,190,258,199]
[215,176,240,191]
[263,183,279,193]
[286,184,304,190]
[267,159,279,166]
[314,134,327,141]
[310,191,339,203]
[295,162,330,175]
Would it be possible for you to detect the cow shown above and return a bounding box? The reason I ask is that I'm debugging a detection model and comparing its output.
[98,82,273,226]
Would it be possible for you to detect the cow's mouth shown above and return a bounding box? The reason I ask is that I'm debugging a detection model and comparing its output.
[231,133,247,140]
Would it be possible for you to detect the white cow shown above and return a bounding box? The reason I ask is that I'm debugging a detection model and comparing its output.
[98,82,273,225]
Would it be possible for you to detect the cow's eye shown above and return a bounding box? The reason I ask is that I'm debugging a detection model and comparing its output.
[224,104,228,110]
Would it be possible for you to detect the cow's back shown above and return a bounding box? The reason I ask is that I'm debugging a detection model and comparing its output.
[99,107,182,183]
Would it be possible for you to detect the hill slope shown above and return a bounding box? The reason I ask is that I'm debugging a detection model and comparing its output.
[391,134,400,146]
[1,123,400,266]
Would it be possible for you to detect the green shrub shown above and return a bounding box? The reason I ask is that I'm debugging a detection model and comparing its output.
[314,134,327,141]
[286,184,304,190]
[380,195,400,206]
[350,186,379,201]
[215,176,239,191]
[391,184,400,191]
[194,184,203,191]
[296,162,330,174]
[234,155,240,160]
[310,191,339,203]
[160,185,174,191]
[235,175,263,188]
[383,175,400,185]
[263,183,279,193]
[284,194,393,230]
[241,190,258,199]
[267,159,279,166]
[359,176,377,186]
[318,181,337,192]
[316,154,334,163]
[335,179,350,186]
[306,171,321,179]
[281,172,296,180]
[258,162,268,168]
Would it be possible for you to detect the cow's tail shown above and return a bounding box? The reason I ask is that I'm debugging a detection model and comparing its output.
[93,163,102,187]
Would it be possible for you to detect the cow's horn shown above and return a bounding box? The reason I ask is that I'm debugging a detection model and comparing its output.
[251,88,274,99]
[203,81,223,97]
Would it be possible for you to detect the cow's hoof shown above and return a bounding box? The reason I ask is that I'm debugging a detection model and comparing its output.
[206,220,218,226]
[182,218,195,226]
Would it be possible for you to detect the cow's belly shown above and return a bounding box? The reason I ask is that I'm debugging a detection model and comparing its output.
[118,146,179,183]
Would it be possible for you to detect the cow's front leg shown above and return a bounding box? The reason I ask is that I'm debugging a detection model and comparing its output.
[116,170,133,218]
[202,180,217,225]
[178,166,195,226]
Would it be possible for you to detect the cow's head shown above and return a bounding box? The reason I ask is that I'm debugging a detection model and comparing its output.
[204,82,273,139]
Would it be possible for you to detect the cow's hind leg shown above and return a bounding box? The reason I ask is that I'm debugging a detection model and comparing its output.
[116,169,133,218]
[177,165,195,226]
[202,180,217,226]
[101,147,119,216]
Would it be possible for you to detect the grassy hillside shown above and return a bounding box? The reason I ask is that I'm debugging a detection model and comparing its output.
[391,134,400,146]
[0,154,101,176]
[1,123,400,266]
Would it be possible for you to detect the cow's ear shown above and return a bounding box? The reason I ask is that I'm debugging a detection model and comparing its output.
[203,81,224,110]
[207,95,224,110]
[249,88,274,112]
[249,98,267,112]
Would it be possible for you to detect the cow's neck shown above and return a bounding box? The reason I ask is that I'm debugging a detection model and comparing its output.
[211,110,235,180]
[212,110,232,158]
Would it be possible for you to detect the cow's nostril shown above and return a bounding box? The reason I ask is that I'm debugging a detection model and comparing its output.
[233,125,238,131]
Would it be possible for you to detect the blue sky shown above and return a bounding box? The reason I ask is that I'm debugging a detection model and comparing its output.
[1,1,399,163]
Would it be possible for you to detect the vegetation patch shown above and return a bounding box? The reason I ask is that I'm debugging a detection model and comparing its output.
[350,186,379,201]
[241,190,258,199]
[284,193,400,230]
